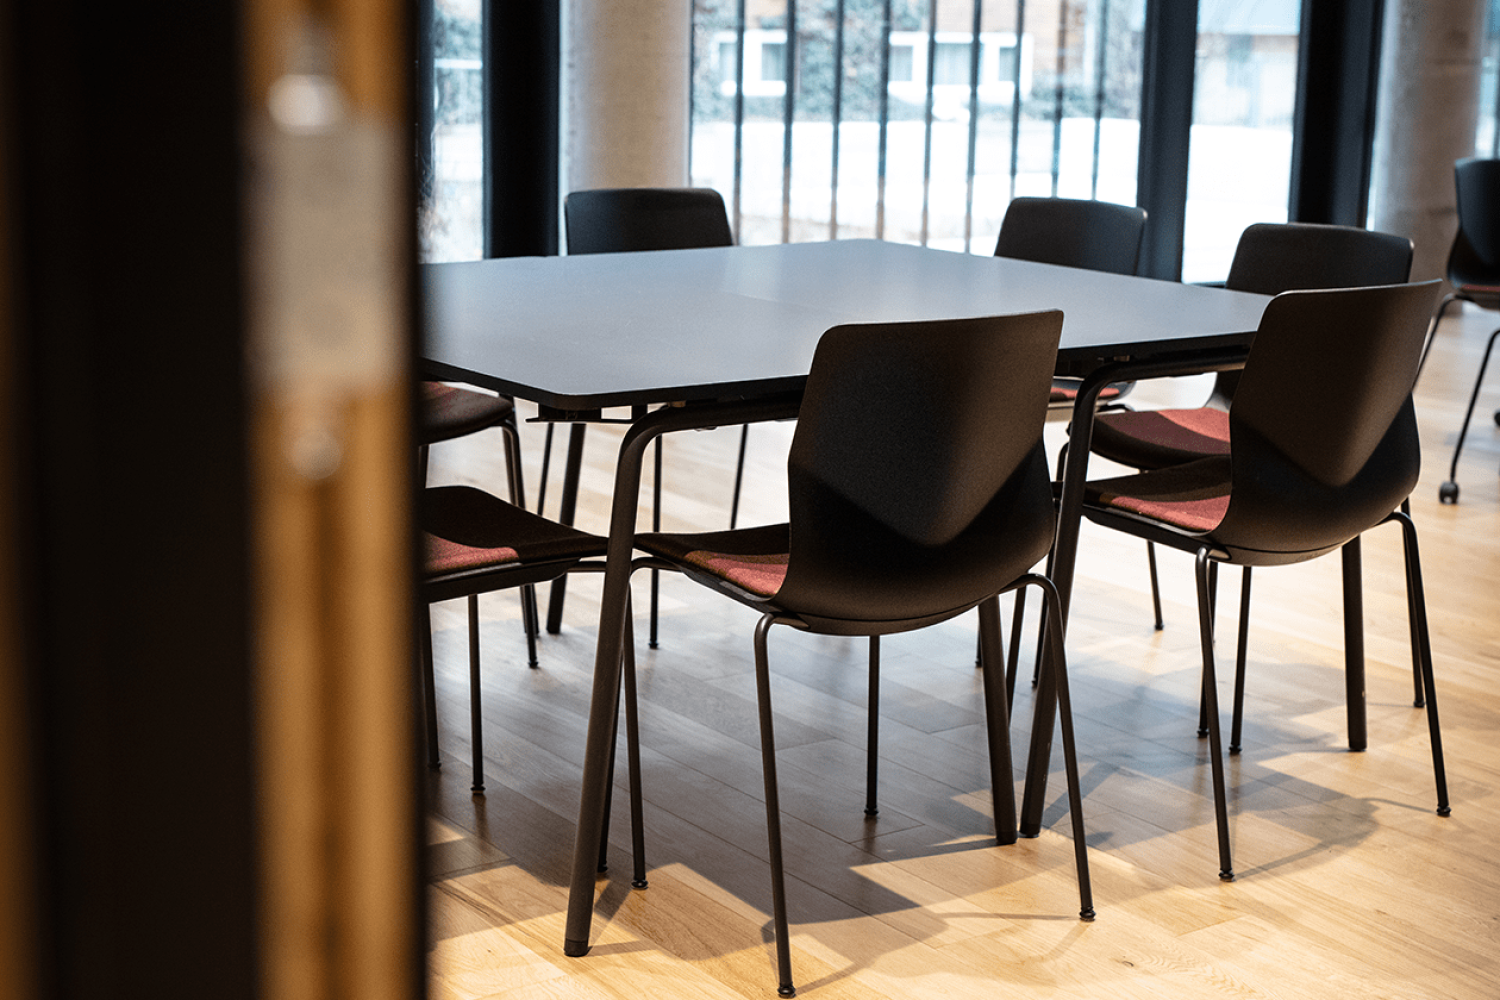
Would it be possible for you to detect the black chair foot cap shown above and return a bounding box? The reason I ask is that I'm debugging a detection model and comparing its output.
[864,807,878,817]
[564,939,590,958]
[631,879,649,889]
[1438,806,1452,817]
[1218,869,1235,882]
[1197,728,1209,738]
[429,760,441,770]
[648,641,660,650]
[1228,745,1241,755]
[1080,908,1096,922]
[1439,481,1459,504]
[471,785,484,795]
[1414,698,1426,708]
[528,660,540,669]
[1017,830,1040,840]
[777,986,796,998]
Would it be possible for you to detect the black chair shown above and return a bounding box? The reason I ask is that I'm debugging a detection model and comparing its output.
[993,196,1148,408]
[1088,222,1414,631]
[420,485,646,876]
[560,187,743,649]
[419,381,541,664]
[630,312,1092,997]
[1080,282,1450,882]
[1429,158,1500,504]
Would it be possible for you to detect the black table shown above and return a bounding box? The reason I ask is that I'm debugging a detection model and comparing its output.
[423,238,1274,954]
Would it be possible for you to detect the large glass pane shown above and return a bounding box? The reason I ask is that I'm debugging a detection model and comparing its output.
[690,0,1142,252]
[421,0,483,262]
[1183,1,1302,282]
[1476,0,1500,156]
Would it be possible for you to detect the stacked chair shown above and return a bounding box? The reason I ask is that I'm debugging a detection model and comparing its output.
[627,312,1093,997]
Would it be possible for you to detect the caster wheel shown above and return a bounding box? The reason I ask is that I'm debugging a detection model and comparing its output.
[1439,480,1459,504]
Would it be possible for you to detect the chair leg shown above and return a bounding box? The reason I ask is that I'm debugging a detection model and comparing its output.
[1440,325,1500,504]
[1006,590,1026,711]
[1229,567,1252,754]
[1145,540,1164,631]
[1198,561,1220,738]
[1386,511,1451,817]
[649,437,663,649]
[1029,577,1094,919]
[499,414,542,668]
[730,424,749,529]
[865,636,880,817]
[1194,551,1234,881]
[1400,498,1425,708]
[623,601,649,887]
[751,614,797,998]
[468,594,484,794]
[977,597,1017,845]
[420,607,441,770]
[1416,293,1458,380]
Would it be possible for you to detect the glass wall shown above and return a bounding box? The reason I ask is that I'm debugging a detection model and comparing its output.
[1477,0,1500,156]
[421,0,484,263]
[1182,0,1303,282]
[690,0,1145,253]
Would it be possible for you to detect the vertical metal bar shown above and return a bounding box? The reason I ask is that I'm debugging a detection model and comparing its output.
[964,0,985,252]
[921,0,939,245]
[733,0,747,237]
[1051,0,1069,196]
[687,0,697,179]
[782,0,799,243]
[830,0,847,238]
[1091,0,1110,198]
[877,0,893,238]
[1008,0,1028,200]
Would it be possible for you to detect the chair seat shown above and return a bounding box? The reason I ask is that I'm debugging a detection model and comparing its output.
[420,382,516,446]
[636,524,789,598]
[1089,406,1230,470]
[1086,457,1231,533]
[424,485,605,578]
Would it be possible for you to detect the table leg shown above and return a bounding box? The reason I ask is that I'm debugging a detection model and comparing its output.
[1019,372,1109,837]
[562,396,802,959]
[546,424,588,634]
[1342,537,1367,751]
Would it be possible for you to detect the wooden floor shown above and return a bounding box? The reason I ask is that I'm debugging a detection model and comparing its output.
[423,296,1500,1000]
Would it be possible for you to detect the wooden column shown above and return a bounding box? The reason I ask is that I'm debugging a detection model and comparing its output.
[243,2,420,999]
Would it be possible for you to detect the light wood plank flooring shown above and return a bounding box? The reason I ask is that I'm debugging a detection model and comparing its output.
[423,298,1500,1000]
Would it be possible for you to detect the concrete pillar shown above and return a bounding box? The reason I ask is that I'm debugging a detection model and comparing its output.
[565,0,691,196]
[1368,0,1486,281]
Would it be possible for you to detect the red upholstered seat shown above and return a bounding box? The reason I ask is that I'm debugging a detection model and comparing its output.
[1085,457,1231,533]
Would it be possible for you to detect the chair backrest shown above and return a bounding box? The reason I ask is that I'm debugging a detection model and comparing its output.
[1447,158,1500,287]
[993,197,1147,276]
[564,187,734,254]
[774,312,1063,625]
[1207,222,1414,406]
[1212,281,1441,563]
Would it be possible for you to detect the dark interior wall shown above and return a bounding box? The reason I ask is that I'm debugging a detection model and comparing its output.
[7,3,258,997]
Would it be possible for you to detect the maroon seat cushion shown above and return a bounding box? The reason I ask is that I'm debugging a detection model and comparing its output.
[1050,382,1122,403]
[420,382,515,445]
[1089,406,1230,471]
[1085,457,1232,533]
[423,485,605,579]
[636,524,790,599]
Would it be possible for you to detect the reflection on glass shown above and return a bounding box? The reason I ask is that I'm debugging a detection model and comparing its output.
[421,0,483,263]
[690,0,1143,254]
[1183,1,1302,282]
[1476,0,1500,157]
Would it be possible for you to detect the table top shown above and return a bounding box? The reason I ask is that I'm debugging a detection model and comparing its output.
[422,239,1272,411]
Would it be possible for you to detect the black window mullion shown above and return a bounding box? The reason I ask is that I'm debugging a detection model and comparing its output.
[1136,0,1197,280]
[1288,0,1386,227]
